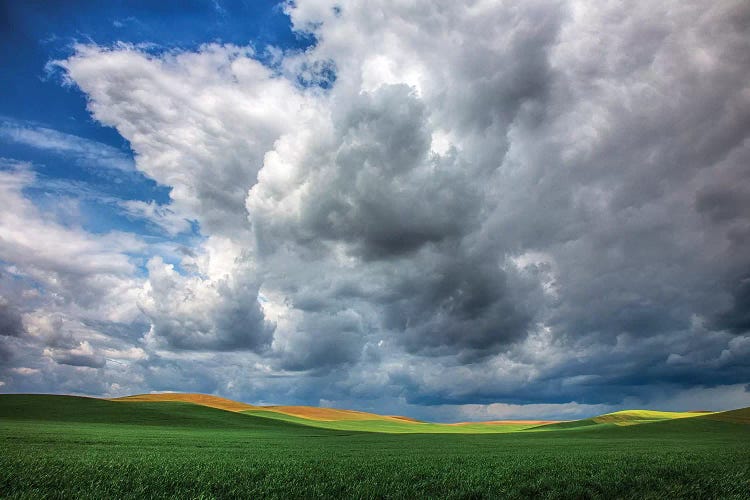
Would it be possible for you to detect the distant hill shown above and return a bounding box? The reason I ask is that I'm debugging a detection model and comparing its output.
[112,393,422,423]
[531,409,721,431]
[2,392,745,434]
[701,406,750,425]
[110,392,554,433]
[113,393,257,412]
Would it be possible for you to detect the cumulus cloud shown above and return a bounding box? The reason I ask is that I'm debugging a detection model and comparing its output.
[0,164,145,322]
[140,251,273,351]
[248,84,469,258]
[1,0,749,417]
[0,163,150,390]
[57,43,309,236]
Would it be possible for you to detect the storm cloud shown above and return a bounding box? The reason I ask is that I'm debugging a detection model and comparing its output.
[1,0,749,420]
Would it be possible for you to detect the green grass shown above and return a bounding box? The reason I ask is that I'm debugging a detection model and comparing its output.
[1,395,749,499]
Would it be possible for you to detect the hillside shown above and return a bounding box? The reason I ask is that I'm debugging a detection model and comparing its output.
[701,406,750,425]
[112,393,423,426]
[112,393,258,412]
[106,392,738,434]
[2,394,749,499]
[6,392,742,435]
[592,409,712,425]
[0,394,329,434]
[531,408,750,432]
[111,392,559,432]
[242,409,540,433]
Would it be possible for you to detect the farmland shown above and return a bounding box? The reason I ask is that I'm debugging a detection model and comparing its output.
[1,394,749,498]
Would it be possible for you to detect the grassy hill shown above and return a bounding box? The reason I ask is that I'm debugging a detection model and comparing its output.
[0,394,330,433]
[1,394,748,498]
[531,409,714,432]
[112,393,258,412]
[592,409,713,425]
[109,392,724,434]
[111,392,557,433]
[702,406,750,425]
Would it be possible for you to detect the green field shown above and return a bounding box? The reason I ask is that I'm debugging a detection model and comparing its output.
[1,395,749,499]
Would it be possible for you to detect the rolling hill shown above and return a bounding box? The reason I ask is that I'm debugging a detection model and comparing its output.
[0,394,323,433]
[1,393,748,498]
[531,409,716,431]
[3,392,743,434]
[113,393,257,412]
[111,392,558,432]
[105,392,744,434]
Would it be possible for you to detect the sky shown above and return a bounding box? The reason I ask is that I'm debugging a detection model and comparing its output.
[0,0,749,422]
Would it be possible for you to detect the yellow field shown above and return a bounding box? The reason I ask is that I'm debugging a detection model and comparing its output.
[448,420,561,426]
[112,393,257,412]
[112,393,418,424]
[259,405,408,422]
[592,410,713,426]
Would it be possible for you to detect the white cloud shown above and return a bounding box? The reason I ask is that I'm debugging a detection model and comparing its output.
[0,163,152,389]
[0,165,145,322]
[139,247,273,352]
[57,43,311,236]
[10,367,41,376]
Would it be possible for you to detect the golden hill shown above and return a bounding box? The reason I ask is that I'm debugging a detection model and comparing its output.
[110,393,555,426]
[591,410,713,426]
[112,393,258,412]
[259,405,405,422]
[111,393,419,424]
[449,420,561,426]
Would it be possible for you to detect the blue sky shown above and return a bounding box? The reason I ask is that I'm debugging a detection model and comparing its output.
[1,0,310,237]
[1,0,749,421]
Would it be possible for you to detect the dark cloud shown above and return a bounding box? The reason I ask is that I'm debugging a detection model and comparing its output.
[81,319,150,342]
[253,84,479,260]
[0,301,24,338]
[275,310,364,371]
[50,350,106,369]
[394,327,750,407]
[696,185,750,224]
[714,274,750,334]
[136,354,221,395]
[0,338,14,363]
[380,250,536,356]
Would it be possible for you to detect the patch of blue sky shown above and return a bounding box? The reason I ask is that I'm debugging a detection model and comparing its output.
[2,0,314,125]
[0,0,317,248]
[0,117,170,201]
[2,140,178,241]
